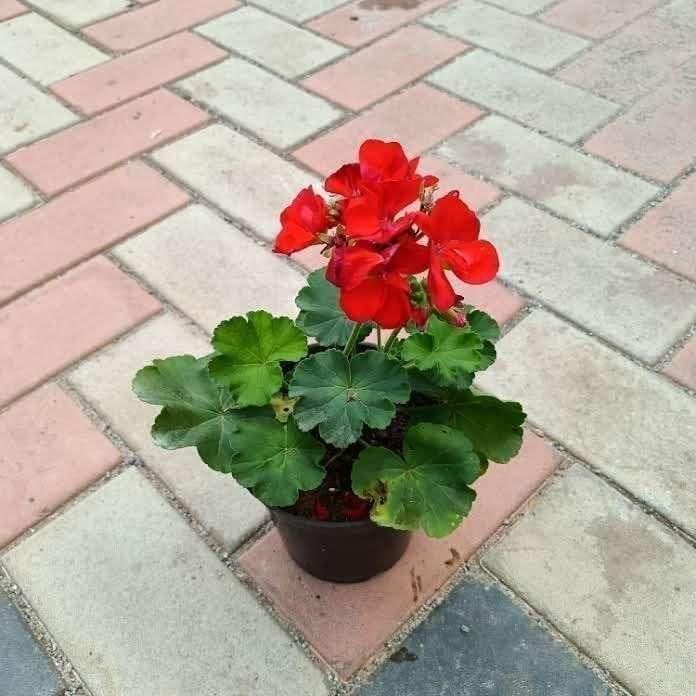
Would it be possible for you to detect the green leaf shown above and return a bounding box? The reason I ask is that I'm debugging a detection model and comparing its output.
[227,416,326,507]
[410,390,525,463]
[401,315,485,389]
[352,423,484,538]
[289,349,411,448]
[208,310,307,407]
[295,270,372,347]
[133,355,255,471]
[466,309,500,342]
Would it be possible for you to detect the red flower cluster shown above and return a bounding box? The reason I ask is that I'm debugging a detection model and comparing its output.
[274,140,499,329]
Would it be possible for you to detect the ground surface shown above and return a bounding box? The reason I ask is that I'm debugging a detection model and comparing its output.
[0,1,695,695]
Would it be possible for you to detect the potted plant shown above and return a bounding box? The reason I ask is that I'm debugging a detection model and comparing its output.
[133,140,526,583]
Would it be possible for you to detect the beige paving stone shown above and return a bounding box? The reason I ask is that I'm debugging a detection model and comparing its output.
[152,124,320,242]
[196,6,346,78]
[437,115,658,236]
[483,198,696,362]
[25,0,130,27]
[477,310,696,536]
[176,56,341,149]
[429,50,618,143]
[421,0,588,70]
[114,205,306,330]
[485,465,696,696]
[0,64,78,155]
[484,0,555,12]
[69,313,269,550]
[0,164,36,222]
[251,0,347,21]
[2,468,329,696]
[0,13,108,86]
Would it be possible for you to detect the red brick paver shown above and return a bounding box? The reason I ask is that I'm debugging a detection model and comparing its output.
[240,432,560,677]
[5,89,208,196]
[294,84,482,175]
[51,32,227,116]
[0,162,189,305]
[302,26,465,110]
[0,384,121,549]
[307,1,450,49]
[0,257,160,407]
[664,338,696,391]
[83,0,240,51]
[619,173,696,282]
[0,0,26,20]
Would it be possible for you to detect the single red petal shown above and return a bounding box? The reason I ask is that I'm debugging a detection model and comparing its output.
[273,221,320,255]
[373,278,412,329]
[423,174,439,188]
[427,253,457,312]
[340,278,387,322]
[342,193,381,239]
[443,240,499,284]
[388,236,430,274]
[359,139,410,182]
[378,178,422,218]
[422,191,480,243]
[325,163,361,198]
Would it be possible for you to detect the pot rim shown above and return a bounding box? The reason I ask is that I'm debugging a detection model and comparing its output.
[271,506,404,531]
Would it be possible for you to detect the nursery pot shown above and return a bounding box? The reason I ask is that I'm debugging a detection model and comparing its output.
[271,508,411,583]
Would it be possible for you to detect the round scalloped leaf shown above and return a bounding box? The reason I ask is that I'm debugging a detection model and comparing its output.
[409,390,525,463]
[295,270,372,347]
[289,349,411,448]
[352,423,483,538]
[466,309,500,342]
[226,416,326,507]
[208,310,307,407]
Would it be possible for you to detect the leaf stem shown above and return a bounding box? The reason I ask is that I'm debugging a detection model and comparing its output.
[383,328,401,354]
[376,328,382,350]
[343,322,365,356]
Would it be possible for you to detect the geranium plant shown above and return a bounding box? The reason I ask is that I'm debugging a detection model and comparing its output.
[133,140,525,542]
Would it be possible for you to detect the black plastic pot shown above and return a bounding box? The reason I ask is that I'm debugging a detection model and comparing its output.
[271,508,411,583]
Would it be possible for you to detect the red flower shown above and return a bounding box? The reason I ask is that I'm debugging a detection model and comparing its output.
[329,237,429,329]
[273,186,330,255]
[417,192,499,311]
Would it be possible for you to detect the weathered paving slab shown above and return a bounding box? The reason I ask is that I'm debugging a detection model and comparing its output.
[2,468,328,696]
[483,198,696,362]
[0,591,62,696]
[477,310,696,536]
[0,164,35,223]
[437,115,658,237]
[69,312,269,550]
[25,0,130,27]
[422,0,588,70]
[152,124,320,241]
[359,575,612,696]
[114,204,305,328]
[177,56,342,149]
[428,50,618,143]
[196,6,346,78]
[485,465,696,696]
[251,0,349,22]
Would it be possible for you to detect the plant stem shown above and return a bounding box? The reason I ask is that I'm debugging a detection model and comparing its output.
[343,323,365,356]
[376,328,382,350]
[383,328,401,354]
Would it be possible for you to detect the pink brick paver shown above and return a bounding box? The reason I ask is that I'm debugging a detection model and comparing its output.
[0,0,26,20]
[0,162,189,305]
[619,173,696,282]
[664,338,696,391]
[5,89,208,196]
[584,58,696,182]
[307,0,450,49]
[51,32,227,116]
[0,256,160,407]
[302,26,465,110]
[541,0,660,39]
[294,84,483,176]
[84,0,240,51]
[0,384,121,549]
[240,432,560,677]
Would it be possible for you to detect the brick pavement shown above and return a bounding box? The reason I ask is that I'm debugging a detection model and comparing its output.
[0,1,694,694]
